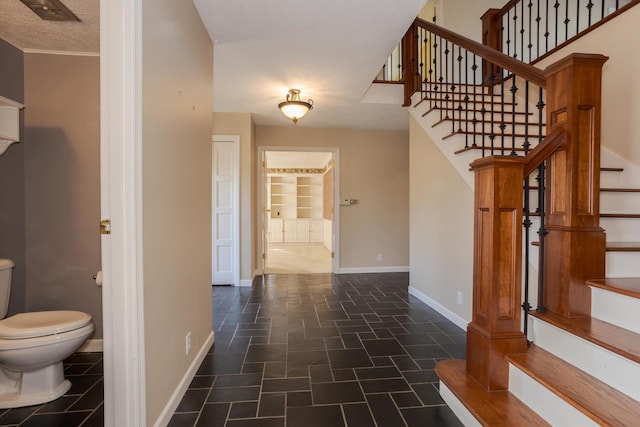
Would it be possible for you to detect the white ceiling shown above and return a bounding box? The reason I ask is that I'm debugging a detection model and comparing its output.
[0,0,426,130]
[0,0,99,53]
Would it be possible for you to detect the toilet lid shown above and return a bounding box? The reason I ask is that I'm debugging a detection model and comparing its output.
[0,311,92,339]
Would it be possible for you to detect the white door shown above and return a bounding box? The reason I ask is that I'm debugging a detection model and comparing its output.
[212,136,239,285]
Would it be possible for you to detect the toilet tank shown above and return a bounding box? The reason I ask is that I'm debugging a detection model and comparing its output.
[0,259,14,319]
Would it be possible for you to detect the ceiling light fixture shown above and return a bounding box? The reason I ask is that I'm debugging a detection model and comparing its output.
[278,89,313,123]
[20,0,81,22]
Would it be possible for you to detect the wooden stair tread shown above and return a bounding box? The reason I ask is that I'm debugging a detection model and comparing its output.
[601,213,640,218]
[443,130,540,140]
[507,345,640,427]
[600,187,640,192]
[587,278,640,298]
[423,106,533,116]
[435,359,550,427]
[433,117,546,127]
[605,242,640,251]
[529,311,640,364]
[531,241,640,251]
[454,146,526,155]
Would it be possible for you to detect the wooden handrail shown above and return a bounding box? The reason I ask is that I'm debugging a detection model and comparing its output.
[413,17,546,88]
[522,128,566,177]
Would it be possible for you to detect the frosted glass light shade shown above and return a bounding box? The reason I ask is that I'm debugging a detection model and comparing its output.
[278,89,313,123]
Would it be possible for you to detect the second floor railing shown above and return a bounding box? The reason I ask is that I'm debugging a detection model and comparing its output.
[483,0,639,66]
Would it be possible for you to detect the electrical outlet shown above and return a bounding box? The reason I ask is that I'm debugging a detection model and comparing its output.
[456,291,463,306]
[185,332,191,355]
[377,254,383,262]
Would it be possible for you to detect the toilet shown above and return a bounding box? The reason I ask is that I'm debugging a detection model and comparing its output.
[0,259,94,408]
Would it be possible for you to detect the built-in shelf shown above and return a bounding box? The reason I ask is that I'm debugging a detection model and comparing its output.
[0,95,25,156]
[267,174,324,242]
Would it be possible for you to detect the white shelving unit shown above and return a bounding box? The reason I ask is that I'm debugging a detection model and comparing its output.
[268,174,323,243]
[0,95,24,156]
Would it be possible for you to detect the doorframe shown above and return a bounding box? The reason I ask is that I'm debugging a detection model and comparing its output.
[257,146,340,274]
[100,0,146,425]
[212,135,240,287]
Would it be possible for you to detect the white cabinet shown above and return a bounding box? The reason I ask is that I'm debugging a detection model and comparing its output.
[309,219,323,242]
[283,219,298,242]
[268,219,283,243]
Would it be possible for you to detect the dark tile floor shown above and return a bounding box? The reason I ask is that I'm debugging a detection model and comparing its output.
[0,273,466,426]
[170,273,466,427]
[0,353,103,427]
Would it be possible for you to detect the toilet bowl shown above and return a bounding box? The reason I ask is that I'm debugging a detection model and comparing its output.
[0,259,95,408]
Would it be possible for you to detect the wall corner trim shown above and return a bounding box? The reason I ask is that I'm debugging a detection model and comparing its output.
[408,286,468,331]
[152,331,214,427]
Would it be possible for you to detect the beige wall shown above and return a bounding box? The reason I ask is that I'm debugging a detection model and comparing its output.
[535,5,640,167]
[212,112,257,281]
[0,39,26,316]
[257,126,409,270]
[440,0,506,40]
[21,53,102,336]
[409,116,473,322]
[142,0,213,423]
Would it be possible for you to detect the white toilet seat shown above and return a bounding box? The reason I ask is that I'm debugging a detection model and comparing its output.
[0,311,91,340]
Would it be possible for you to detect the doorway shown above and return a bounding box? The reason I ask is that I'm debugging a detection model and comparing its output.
[260,148,339,274]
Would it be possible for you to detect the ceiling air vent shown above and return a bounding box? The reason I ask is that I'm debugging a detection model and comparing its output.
[20,0,80,22]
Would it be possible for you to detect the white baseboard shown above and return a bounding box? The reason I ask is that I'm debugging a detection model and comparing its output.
[408,286,468,331]
[153,331,214,427]
[239,270,260,287]
[78,339,103,353]
[338,266,410,274]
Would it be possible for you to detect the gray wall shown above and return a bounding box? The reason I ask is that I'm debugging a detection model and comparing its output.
[23,53,102,337]
[0,39,26,316]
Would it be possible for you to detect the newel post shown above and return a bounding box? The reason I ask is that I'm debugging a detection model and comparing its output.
[466,156,528,391]
[402,23,419,107]
[481,9,502,86]
[541,53,608,317]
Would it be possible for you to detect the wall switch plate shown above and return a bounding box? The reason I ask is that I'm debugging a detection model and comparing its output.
[377,254,383,262]
[186,332,191,355]
[457,291,462,306]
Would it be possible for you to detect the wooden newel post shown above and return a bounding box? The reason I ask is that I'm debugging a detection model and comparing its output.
[402,24,419,107]
[541,53,609,317]
[481,8,502,87]
[467,156,528,391]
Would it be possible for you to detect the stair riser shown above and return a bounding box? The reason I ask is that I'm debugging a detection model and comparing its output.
[438,382,483,427]
[607,252,640,277]
[601,192,640,214]
[590,286,640,334]
[529,316,640,401]
[508,365,599,427]
[599,217,640,242]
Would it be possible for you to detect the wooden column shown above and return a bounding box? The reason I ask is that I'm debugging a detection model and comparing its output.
[467,156,528,391]
[402,24,419,107]
[480,8,502,87]
[541,53,608,317]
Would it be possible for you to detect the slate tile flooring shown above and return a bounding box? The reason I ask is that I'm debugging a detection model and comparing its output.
[171,273,466,427]
[0,353,103,426]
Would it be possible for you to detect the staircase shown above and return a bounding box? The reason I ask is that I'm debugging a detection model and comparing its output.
[398,7,640,424]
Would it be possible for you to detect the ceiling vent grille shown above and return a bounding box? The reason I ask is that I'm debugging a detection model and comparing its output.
[20,0,80,22]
